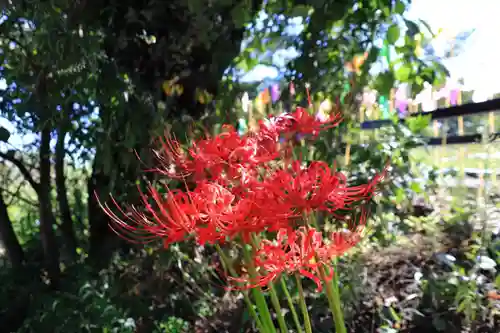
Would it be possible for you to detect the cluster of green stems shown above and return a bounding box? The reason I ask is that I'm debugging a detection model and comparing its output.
[215,215,347,333]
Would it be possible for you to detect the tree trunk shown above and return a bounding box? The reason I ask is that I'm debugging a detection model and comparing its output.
[55,124,78,259]
[38,126,60,286]
[0,191,24,269]
[87,153,122,269]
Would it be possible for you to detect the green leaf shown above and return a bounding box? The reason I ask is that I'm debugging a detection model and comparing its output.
[405,20,420,38]
[395,188,405,204]
[374,71,395,96]
[0,126,10,142]
[406,115,431,133]
[394,0,406,14]
[395,64,411,81]
[387,24,401,45]
[410,182,422,193]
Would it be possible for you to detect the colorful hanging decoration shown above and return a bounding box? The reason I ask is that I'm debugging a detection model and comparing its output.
[345,52,368,74]
[195,88,213,105]
[379,95,390,119]
[241,92,250,113]
[237,117,248,136]
[162,77,184,97]
[395,99,408,116]
[340,82,351,104]
[450,88,460,106]
[418,84,437,112]
[259,88,271,105]
[361,88,376,115]
[447,80,462,106]
[270,84,281,103]
[289,82,296,96]
[305,82,312,106]
[380,42,391,68]
[394,87,408,116]
[316,99,332,122]
[415,34,423,58]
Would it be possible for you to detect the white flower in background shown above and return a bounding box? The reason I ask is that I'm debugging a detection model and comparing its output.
[241,92,250,113]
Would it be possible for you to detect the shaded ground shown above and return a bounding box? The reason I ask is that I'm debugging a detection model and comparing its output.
[195,230,500,333]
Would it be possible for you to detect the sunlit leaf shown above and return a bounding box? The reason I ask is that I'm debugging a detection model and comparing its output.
[387,24,400,45]
[394,0,406,14]
[395,63,411,81]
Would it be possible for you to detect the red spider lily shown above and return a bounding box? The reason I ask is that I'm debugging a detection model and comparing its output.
[285,106,342,137]
[229,224,365,291]
[257,106,342,140]
[150,134,194,179]
[96,94,387,298]
[152,125,281,183]
[262,160,384,215]
[190,182,296,243]
[96,185,199,247]
[326,164,388,214]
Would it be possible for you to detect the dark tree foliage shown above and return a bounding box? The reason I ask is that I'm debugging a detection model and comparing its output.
[77,0,262,118]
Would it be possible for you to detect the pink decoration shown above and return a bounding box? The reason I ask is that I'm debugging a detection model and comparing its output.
[450,89,459,106]
[271,84,280,103]
[395,99,408,116]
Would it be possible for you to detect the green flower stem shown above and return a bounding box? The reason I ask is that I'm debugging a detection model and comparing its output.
[321,260,347,333]
[268,282,289,333]
[250,233,288,333]
[215,244,266,333]
[241,244,277,333]
[310,212,347,333]
[280,277,304,333]
[295,273,313,333]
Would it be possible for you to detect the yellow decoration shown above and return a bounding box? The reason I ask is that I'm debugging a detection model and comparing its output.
[195,88,214,105]
[162,77,184,97]
[345,52,368,73]
[259,88,271,105]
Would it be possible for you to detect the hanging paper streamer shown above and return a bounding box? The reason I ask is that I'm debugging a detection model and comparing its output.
[395,99,408,116]
[270,84,280,103]
[241,92,250,113]
[450,88,459,106]
[379,95,391,119]
[362,88,376,116]
[316,99,332,122]
[237,117,248,136]
[345,52,368,74]
[447,80,462,106]
[415,34,423,58]
[419,83,437,112]
[340,82,351,104]
[394,87,408,116]
[259,88,271,105]
[289,82,296,96]
[380,42,391,68]
[305,82,312,106]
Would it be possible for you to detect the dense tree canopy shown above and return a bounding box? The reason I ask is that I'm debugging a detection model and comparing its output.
[0,0,457,331]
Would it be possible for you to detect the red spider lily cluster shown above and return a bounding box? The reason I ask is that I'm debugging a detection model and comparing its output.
[98,106,386,290]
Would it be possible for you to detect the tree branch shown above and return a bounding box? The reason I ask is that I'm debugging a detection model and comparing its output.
[1,186,37,207]
[0,152,40,195]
